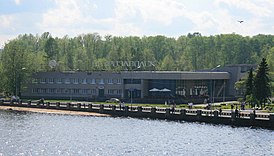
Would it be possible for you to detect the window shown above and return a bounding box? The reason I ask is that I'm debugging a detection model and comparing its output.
[40,78,46,84]
[56,88,62,94]
[99,79,104,84]
[65,78,70,84]
[48,78,54,84]
[108,79,113,84]
[108,89,114,94]
[32,88,38,93]
[81,89,89,94]
[73,89,80,94]
[71,78,79,84]
[56,78,62,84]
[49,88,55,93]
[92,79,96,84]
[82,79,87,84]
[41,88,46,94]
[117,79,122,84]
[91,89,96,95]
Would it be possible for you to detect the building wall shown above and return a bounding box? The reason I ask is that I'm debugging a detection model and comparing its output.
[22,70,231,103]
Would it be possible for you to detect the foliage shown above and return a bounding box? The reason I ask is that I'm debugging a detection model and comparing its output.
[1,32,274,96]
[1,32,274,72]
[254,58,272,107]
[245,68,254,97]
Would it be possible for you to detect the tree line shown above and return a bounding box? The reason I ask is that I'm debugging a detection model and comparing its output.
[244,58,272,107]
[0,32,274,96]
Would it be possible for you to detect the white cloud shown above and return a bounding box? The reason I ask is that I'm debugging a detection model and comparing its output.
[0,35,17,48]
[215,0,272,17]
[1,0,274,47]
[39,0,116,37]
[0,15,14,29]
[14,0,21,5]
[115,0,186,25]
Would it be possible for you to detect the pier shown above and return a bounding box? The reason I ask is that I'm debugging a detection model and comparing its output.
[1,100,273,129]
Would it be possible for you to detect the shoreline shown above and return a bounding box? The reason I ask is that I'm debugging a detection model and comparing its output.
[0,106,110,117]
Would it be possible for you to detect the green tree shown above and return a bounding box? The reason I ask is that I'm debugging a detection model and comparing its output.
[245,68,254,96]
[160,54,176,70]
[254,58,271,107]
[245,68,255,107]
[1,40,29,96]
[44,37,58,60]
[266,47,274,72]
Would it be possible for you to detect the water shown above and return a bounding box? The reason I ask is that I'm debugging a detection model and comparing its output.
[0,110,273,156]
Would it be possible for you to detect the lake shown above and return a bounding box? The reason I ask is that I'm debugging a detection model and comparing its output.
[0,110,273,156]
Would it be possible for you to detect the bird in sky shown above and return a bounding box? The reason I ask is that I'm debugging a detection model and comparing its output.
[238,20,244,23]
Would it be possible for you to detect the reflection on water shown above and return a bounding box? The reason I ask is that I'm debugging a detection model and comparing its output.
[0,110,273,156]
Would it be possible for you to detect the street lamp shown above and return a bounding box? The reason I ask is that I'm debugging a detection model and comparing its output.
[210,65,220,108]
[15,67,26,98]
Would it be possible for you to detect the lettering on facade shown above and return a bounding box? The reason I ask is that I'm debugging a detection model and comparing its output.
[94,61,156,68]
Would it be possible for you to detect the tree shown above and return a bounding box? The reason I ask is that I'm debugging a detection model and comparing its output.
[266,47,274,72]
[245,68,254,96]
[1,40,29,96]
[254,58,271,107]
[245,68,254,107]
[44,37,58,60]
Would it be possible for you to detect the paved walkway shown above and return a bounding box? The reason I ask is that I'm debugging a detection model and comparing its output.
[0,106,110,117]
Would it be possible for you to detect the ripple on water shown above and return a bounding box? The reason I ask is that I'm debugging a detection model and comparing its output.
[0,110,273,156]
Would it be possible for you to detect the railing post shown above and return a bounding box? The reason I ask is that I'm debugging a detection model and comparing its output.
[231,111,236,120]
[27,100,31,107]
[112,105,116,111]
[269,114,274,127]
[77,103,81,110]
[214,110,219,118]
[56,102,60,109]
[124,106,129,114]
[196,110,202,120]
[180,109,186,118]
[67,103,71,109]
[46,102,50,108]
[250,112,255,121]
[165,108,170,117]
[37,100,40,107]
[99,104,104,113]
[137,106,142,114]
[88,104,92,111]
[151,107,156,116]
[18,100,22,106]
[0,99,4,105]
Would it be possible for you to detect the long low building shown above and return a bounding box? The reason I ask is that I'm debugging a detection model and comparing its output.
[22,64,256,104]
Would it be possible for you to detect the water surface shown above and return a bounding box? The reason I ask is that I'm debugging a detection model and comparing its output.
[0,110,273,155]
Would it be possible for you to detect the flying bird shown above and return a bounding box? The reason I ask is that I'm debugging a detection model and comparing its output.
[238,20,244,23]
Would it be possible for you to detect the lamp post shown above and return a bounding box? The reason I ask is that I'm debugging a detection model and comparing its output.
[210,65,220,108]
[15,67,26,99]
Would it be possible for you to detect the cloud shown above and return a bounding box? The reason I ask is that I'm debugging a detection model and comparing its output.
[0,15,14,29]
[14,0,21,5]
[1,0,274,48]
[0,34,17,48]
[215,0,272,17]
[115,0,186,26]
[39,0,116,37]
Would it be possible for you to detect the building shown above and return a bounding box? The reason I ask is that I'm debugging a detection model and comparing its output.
[22,64,256,104]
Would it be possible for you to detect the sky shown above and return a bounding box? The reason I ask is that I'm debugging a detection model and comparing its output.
[1,0,274,48]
